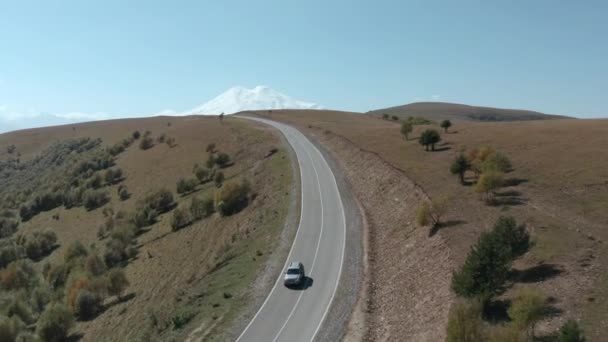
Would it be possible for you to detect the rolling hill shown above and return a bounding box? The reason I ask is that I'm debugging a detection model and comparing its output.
[368,102,573,122]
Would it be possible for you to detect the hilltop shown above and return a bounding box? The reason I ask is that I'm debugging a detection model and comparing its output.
[368,101,573,122]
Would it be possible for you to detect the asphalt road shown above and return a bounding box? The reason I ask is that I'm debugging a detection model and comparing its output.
[236,117,346,342]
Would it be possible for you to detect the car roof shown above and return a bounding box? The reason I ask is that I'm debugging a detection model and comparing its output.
[288,261,302,269]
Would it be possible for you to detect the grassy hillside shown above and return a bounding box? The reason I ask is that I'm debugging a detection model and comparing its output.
[252,109,607,340]
[368,102,572,122]
[0,116,295,341]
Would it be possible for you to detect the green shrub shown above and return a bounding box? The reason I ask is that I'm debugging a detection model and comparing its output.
[170,207,191,231]
[215,153,232,168]
[74,289,102,320]
[139,136,154,150]
[0,315,25,342]
[214,171,225,188]
[190,196,214,220]
[441,119,452,133]
[206,143,216,153]
[172,310,195,330]
[36,303,74,342]
[206,153,216,169]
[106,268,129,299]
[0,241,25,269]
[132,131,141,140]
[7,298,34,324]
[508,288,547,335]
[407,116,434,125]
[104,226,137,267]
[64,241,88,263]
[475,171,504,202]
[156,134,166,144]
[216,180,251,216]
[481,152,512,174]
[176,177,198,195]
[85,173,103,189]
[400,122,413,140]
[132,205,158,228]
[194,167,211,183]
[83,189,110,211]
[382,113,389,119]
[21,229,58,261]
[104,168,123,184]
[45,263,69,289]
[117,185,130,201]
[141,189,174,213]
[558,320,585,342]
[446,299,484,342]
[0,260,38,291]
[85,254,107,276]
[31,285,52,314]
[0,217,18,239]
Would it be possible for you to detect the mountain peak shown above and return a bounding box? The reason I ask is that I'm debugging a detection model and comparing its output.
[188,86,322,115]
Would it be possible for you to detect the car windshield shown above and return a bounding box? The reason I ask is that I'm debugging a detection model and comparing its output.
[287,268,300,275]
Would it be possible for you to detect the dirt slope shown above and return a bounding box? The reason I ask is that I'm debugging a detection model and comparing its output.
[251,109,608,340]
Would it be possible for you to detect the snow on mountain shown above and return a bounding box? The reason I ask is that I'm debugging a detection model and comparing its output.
[187,86,322,115]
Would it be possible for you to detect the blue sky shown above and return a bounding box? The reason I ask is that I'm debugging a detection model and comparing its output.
[1,1,607,131]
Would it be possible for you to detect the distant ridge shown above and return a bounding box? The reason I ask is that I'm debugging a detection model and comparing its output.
[368,102,573,122]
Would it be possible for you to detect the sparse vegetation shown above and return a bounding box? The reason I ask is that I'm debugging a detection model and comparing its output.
[105,268,129,300]
[400,122,413,140]
[508,288,547,339]
[176,177,199,195]
[445,299,484,342]
[475,171,504,202]
[83,189,110,210]
[117,185,130,201]
[170,207,192,231]
[418,129,441,151]
[190,195,214,220]
[216,180,251,216]
[104,168,123,184]
[441,119,452,133]
[391,115,399,121]
[64,241,88,263]
[382,113,389,120]
[19,229,58,261]
[36,303,74,342]
[450,153,471,184]
[214,171,225,188]
[215,153,232,168]
[558,320,585,342]
[139,133,154,150]
[194,166,211,183]
[415,197,447,228]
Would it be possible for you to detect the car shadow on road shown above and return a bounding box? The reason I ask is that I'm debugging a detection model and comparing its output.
[287,276,314,291]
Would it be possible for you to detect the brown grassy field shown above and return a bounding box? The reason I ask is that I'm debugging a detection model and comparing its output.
[0,116,295,341]
[252,109,608,340]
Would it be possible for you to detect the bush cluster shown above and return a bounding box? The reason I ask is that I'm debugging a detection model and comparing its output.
[139,133,154,150]
[176,177,199,195]
[170,207,191,231]
[83,189,110,211]
[190,195,214,221]
[104,168,123,185]
[18,229,58,261]
[216,180,251,216]
[0,217,18,239]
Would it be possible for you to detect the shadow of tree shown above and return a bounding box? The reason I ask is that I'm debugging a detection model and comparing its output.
[432,146,451,152]
[429,220,467,237]
[484,299,511,323]
[510,264,564,283]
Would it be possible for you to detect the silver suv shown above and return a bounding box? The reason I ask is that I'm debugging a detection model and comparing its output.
[284,261,305,287]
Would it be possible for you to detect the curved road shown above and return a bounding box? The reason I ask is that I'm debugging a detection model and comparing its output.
[236,117,346,342]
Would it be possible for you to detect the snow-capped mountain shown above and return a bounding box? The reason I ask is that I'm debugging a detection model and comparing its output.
[187,86,322,115]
